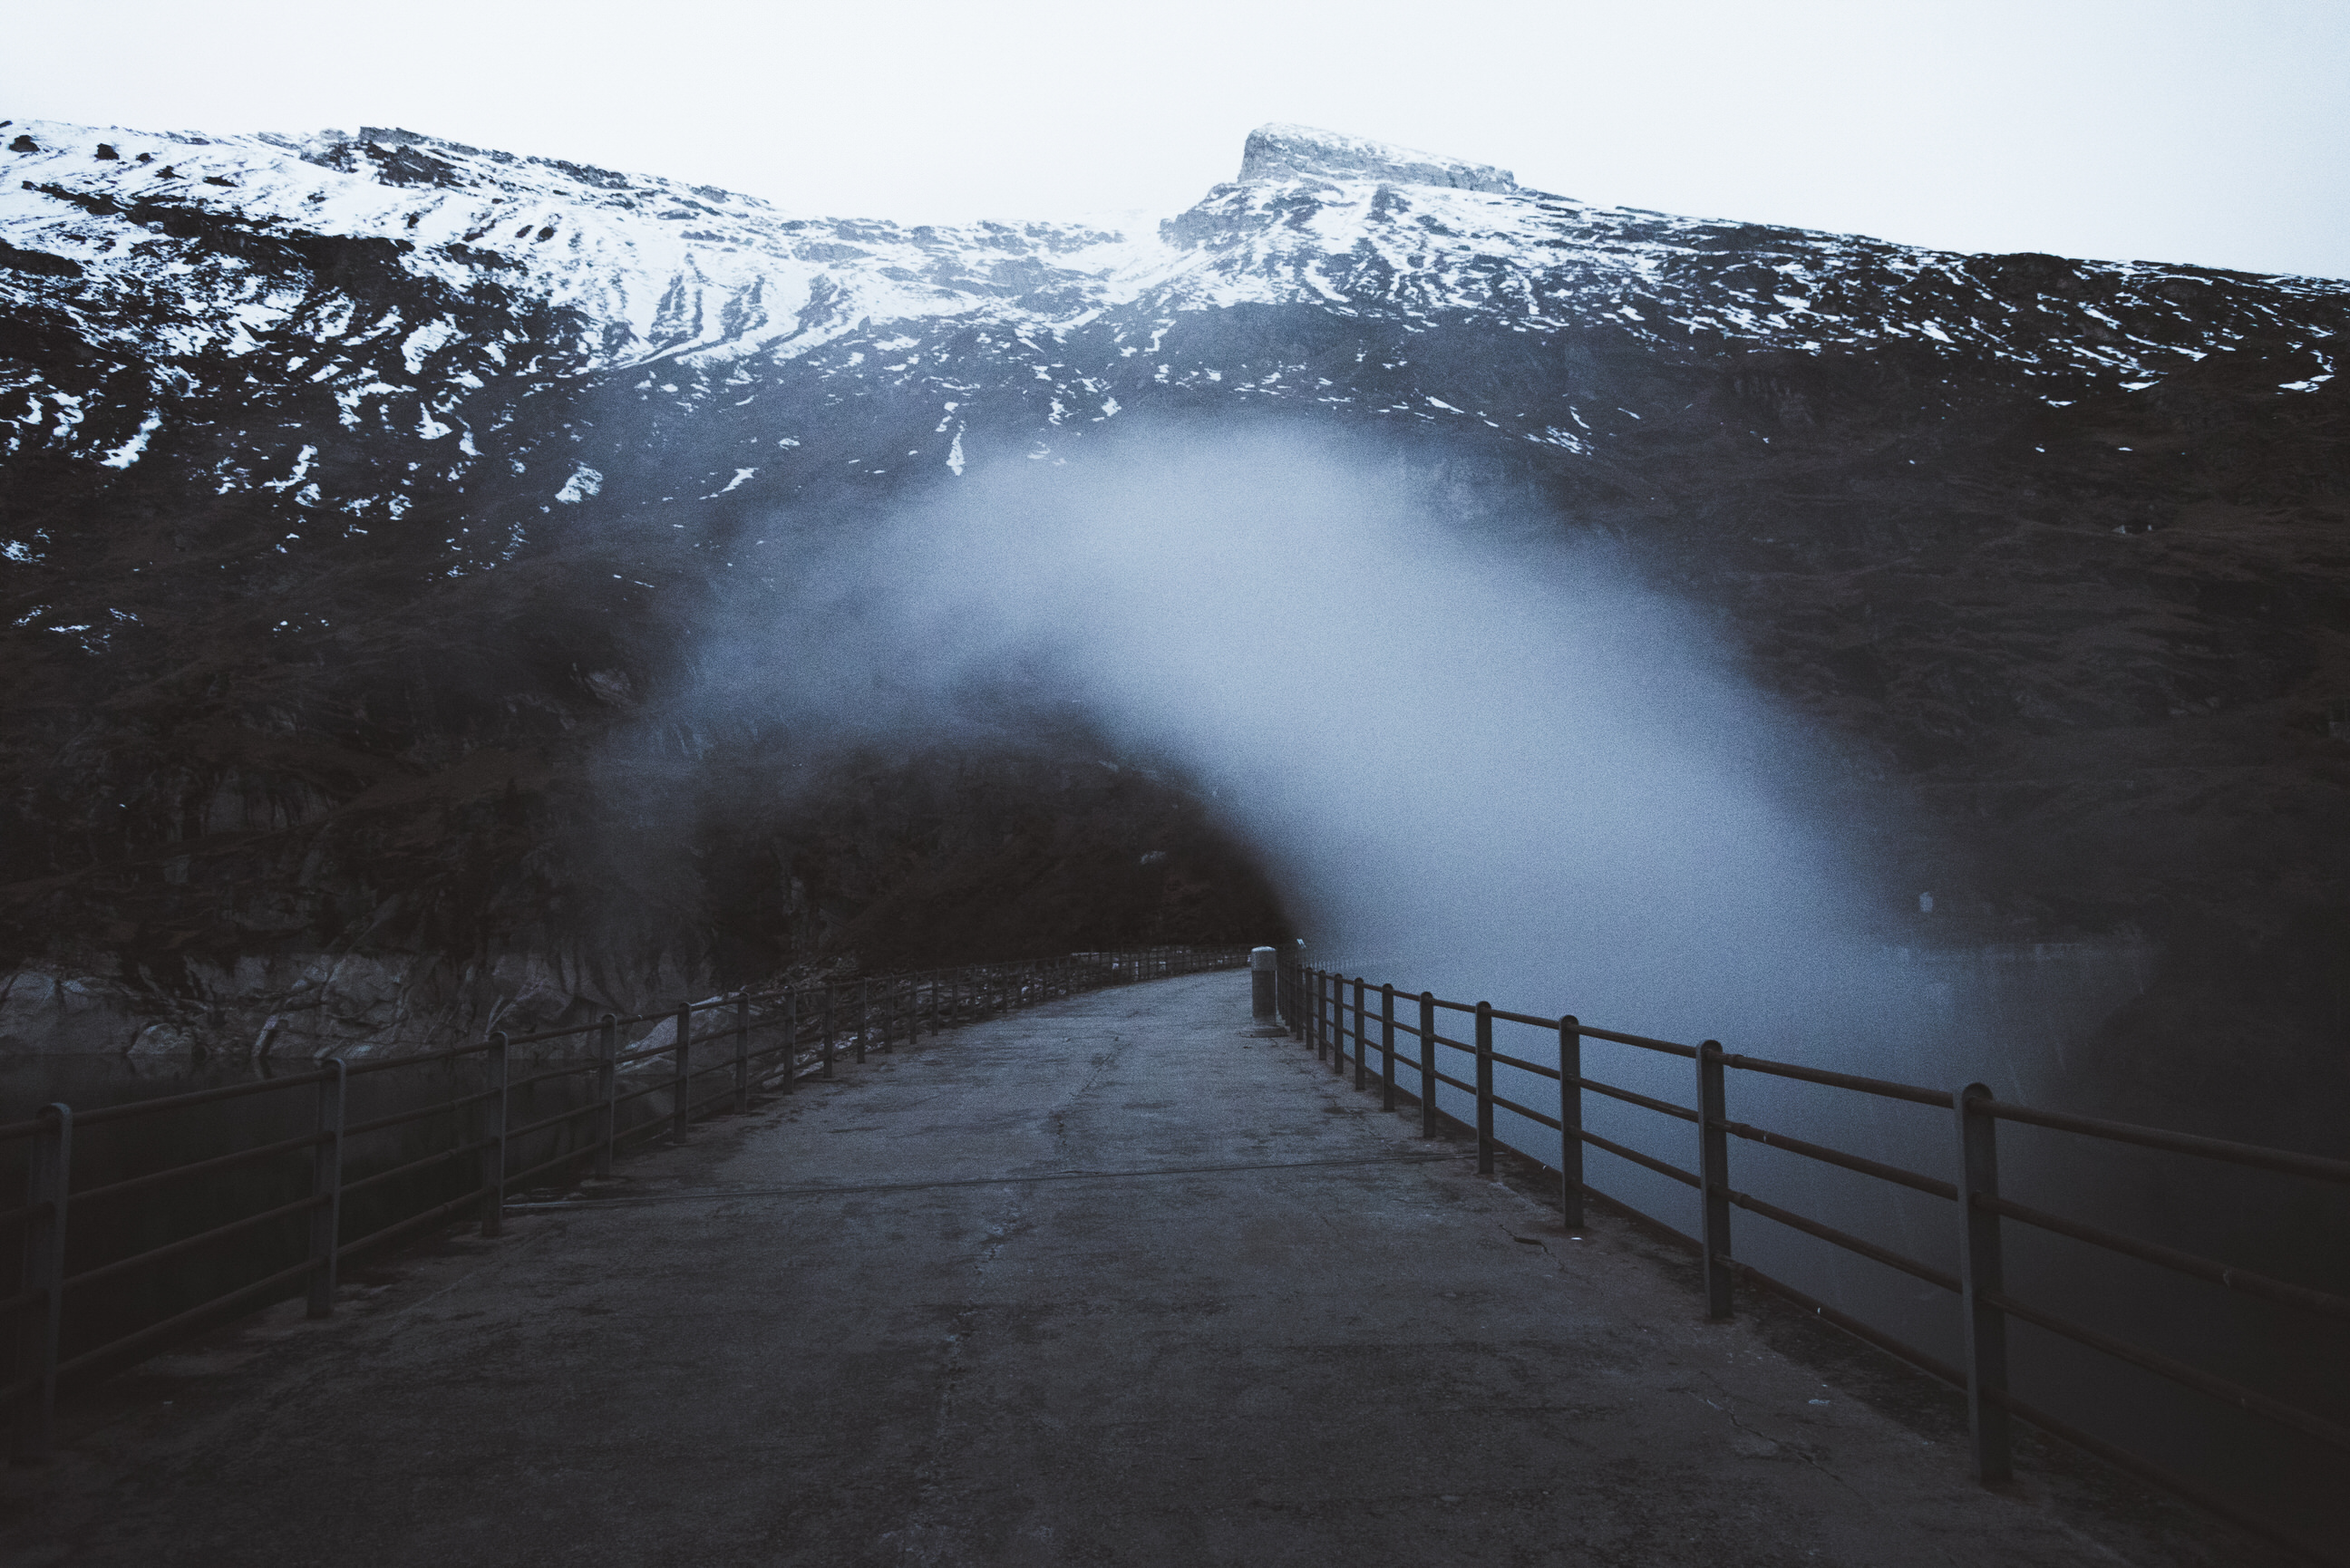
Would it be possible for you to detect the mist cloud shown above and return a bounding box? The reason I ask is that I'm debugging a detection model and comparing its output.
[701,428,1898,1047]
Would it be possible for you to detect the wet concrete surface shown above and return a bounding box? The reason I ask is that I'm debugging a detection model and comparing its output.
[0,973,2270,1566]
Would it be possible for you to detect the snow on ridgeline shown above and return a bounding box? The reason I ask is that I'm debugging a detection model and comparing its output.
[0,117,1146,373]
[3,114,2344,407]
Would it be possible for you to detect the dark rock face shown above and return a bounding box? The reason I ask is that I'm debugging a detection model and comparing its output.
[1236,122,1516,192]
[0,119,2343,1128]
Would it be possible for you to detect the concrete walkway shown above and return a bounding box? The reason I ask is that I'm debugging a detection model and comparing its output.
[1,973,2259,1567]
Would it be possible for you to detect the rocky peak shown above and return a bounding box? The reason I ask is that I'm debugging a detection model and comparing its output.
[1237,122,1515,193]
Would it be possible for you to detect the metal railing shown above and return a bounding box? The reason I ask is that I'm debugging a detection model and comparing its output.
[1,944,1243,1455]
[1279,960,2348,1564]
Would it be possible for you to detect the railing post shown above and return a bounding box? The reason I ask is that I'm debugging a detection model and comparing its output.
[481,1031,510,1237]
[671,1004,693,1142]
[1316,971,1330,1061]
[1956,1081,2013,1483]
[1330,975,1343,1070]
[855,980,869,1063]
[1380,984,1396,1110]
[1418,992,1437,1137]
[306,1059,345,1319]
[9,1103,71,1461]
[1559,1016,1583,1231]
[1474,1002,1495,1174]
[821,985,837,1079]
[1330,974,1345,1077]
[1353,977,1368,1090]
[781,991,798,1095]
[734,994,751,1112]
[596,1013,617,1172]
[1696,1039,1732,1320]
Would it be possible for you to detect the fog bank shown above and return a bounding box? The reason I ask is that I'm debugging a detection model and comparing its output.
[702,431,1987,1060]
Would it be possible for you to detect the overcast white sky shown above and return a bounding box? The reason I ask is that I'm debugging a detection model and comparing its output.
[5,0,2345,277]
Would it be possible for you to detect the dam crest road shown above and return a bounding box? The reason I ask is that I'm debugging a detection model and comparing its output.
[0,971,2273,1567]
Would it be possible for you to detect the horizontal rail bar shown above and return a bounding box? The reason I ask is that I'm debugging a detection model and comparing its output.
[0,1283,43,1320]
[1984,1101,2350,1185]
[681,1083,740,1119]
[1485,1005,1569,1031]
[611,1079,674,1112]
[338,1139,492,1198]
[1579,1076,1699,1124]
[1726,1259,1962,1384]
[1983,1289,2350,1453]
[66,1070,330,1128]
[64,1194,329,1292]
[1490,1091,1562,1132]
[0,1196,53,1229]
[335,1186,488,1264]
[1720,1117,1957,1201]
[611,1110,672,1147]
[1578,1128,1701,1188]
[344,1085,504,1140]
[1727,1187,1960,1292]
[505,1101,604,1143]
[1488,1050,1563,1080]
[1575,1024,1697,1059]
[343,1040,500,1079]
[503,1057,605,1093]
[1721,1051,1955,1109]
[68,1129,330,1207]
[1980,1193,2350,1321]
[1575,1171,1701,1246]
[1724,1257,2321,1561]
[1987,1387,2336,1565]
[55,1255,318,1382]
[506,1145,592,1191]
[495,1016,637,1049]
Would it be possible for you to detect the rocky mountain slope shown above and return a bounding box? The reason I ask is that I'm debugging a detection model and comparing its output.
[2,117,2343,1134]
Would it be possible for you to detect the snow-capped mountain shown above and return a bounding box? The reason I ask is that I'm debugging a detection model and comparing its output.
[1,117,2345,1105]
[5,115,2339,528]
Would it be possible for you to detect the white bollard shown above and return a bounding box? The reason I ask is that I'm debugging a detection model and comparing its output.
[1247,947,1286,1035]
